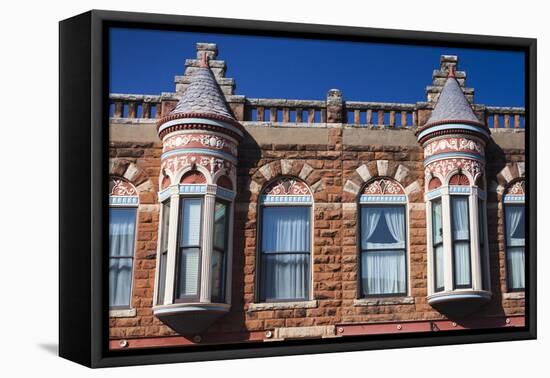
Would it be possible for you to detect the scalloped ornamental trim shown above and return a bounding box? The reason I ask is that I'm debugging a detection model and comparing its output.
[158,122,243,141]
[416,120,490,144]
[157,112,244,137]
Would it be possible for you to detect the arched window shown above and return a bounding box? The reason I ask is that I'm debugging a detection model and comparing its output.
[109,177,139,309]
[258,177,312,302]
[504,180,526,291]
[359,178,407,297]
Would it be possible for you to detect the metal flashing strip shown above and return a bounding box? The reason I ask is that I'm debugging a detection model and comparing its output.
[449,186,472,194]
[260,195,312,205]
[158,188,171,202]
[359,195,407,204]
[417,123,490,141]
[158,117,244,137]
[424,151,484,165]
[179,185,207,195]
[426,189,442,200]
[109,196,139,206]
[504,194,525,203]
[216,187,236,201]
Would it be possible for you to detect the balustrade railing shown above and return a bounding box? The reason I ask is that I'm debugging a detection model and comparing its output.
[109,93,525,130]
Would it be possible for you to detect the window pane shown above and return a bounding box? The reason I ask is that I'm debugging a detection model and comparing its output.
[361,206,405,250]
[361,250,405,295]
[451,196,471,288]
[507,247,525,289]
[157,251,167,305]
[506,205,525,246]
[432,199,444,292]
[109,208,136,308]
[160,200,170,252]
[506,204,525,290]
[261,207,310,253]
[451,196,469,241]
[211,249,224,301]
[109,257,133,307]
[261,253,309,301]
[453,241,471,287]
[213,202,227,250]
[180,199,202,246]
[109,208,137,257]
[434,244,445,291]
[478,199,485,246]
[260,206,311,301]
[432,200,443,245]
[177,247,200,297]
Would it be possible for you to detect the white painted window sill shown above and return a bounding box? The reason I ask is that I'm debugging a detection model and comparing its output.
[353,297,415,306]
[109,308,137,318]
[503,292,525,300]
[248,300,318,311]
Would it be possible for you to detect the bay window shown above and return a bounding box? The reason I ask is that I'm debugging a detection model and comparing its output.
[425,173,491,313]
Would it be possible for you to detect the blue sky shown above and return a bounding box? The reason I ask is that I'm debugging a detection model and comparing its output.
[109,28,525,107]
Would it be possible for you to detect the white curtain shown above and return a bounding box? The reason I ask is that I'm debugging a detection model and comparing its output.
[361,207,382,249]
[362,250,405,295]
[506,205,525,289]
[261,207,310,300]
[361,206,406,295]
[181,199,202,246]
[452,197,471,287]
[384,207,405,247]
[109,208,136,307]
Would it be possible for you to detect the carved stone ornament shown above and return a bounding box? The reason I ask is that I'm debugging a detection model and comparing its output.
[362,178,405,195]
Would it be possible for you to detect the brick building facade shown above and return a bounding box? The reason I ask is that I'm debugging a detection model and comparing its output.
[108,43,526,350]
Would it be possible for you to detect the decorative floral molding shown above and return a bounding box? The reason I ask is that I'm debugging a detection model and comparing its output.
[263,177,312,196]
[425,158,483,179]
[162,154,233,179]
[163,133,237,155]
[110,178,137,197]
[424,137,484,158]
[507,180,525,195]
[362,178,405,195]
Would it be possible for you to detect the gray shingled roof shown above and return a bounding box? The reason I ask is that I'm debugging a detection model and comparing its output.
[425,76,480,126]
[171,66,235,120]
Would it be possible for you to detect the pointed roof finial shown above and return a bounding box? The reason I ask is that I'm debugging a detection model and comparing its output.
[200,52,209,68]
[448,64,456,78]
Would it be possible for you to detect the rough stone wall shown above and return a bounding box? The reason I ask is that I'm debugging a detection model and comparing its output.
[108,125,525,339]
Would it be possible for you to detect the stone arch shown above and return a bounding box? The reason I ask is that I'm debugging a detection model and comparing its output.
[491,162,526,195]
[109,158,154,196]
[250,160,323,196]
[344,160,419,201]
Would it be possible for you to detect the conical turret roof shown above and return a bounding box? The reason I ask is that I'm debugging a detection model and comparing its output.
[170,57,235,121]
[424,74,481,127]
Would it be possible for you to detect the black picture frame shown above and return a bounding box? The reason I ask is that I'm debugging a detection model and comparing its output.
[59,9,536,368]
